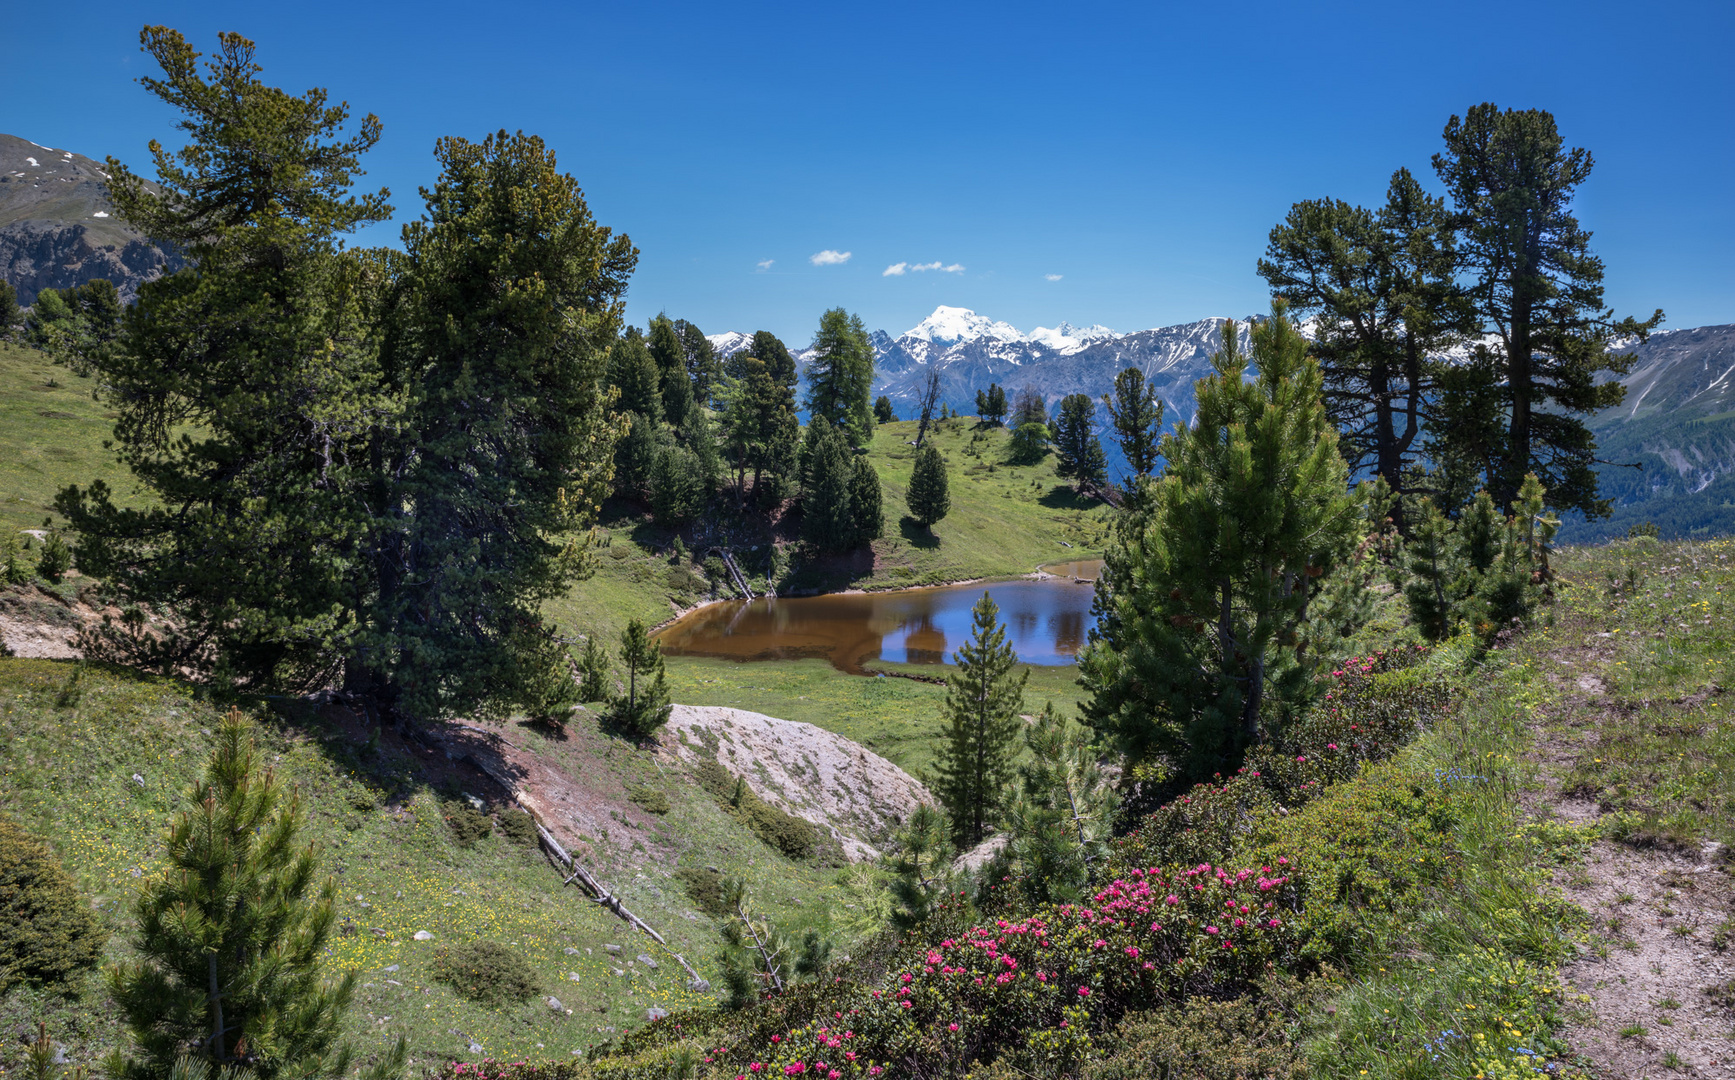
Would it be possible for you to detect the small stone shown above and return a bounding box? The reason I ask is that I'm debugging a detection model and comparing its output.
[355,894,365,902]
[637,954,657,969]
[568,972,582,982]
[603,943,621,954]
[611,968,625,977]
[563,947,580,955]
[386,979,402,986]
[646,1008,668,1021]
[687,977,711,993]
[413,930,433,941]
[132,773,145,786]
[383,964,399,972]
[467,1043,483,1055]
[546,996,564,1012]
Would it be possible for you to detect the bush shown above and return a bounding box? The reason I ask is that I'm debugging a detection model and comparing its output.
[446,801,492,847]
[1082,979,1315,1080]
[36,533,72,583]
[627,785,670,815]
[694,757,816,860]
[0,814,106,991]
[498,807,538,844]
[431,940,541,1004]
[674,866,729,917]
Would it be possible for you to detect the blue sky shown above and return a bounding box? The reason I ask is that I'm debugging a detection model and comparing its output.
[11,1,1732,343]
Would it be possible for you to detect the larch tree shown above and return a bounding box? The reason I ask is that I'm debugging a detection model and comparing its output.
[932,592,1028,848]
[107,709,404,1080]
[1432,103,1663,515]
[805,308,876,445]
[1080,308,1361,782]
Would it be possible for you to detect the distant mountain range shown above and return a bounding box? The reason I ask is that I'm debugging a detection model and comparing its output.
[0,133,180,306]
[711,307,1735,541]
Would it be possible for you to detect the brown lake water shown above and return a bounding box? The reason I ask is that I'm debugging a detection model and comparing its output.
[655,577,1100,674]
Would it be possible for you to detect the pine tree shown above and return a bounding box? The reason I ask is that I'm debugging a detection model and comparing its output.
[849,455,883,549]
[873,395,896,423]
[681,407,722,500]
[932,593,1028,849]
[35,532,71,583]
[0,280,17,338]
[800,419,855,553]
[1008,421,1049,465]
[107,709,403,1080]
[674,319,717,406]
[974,384,1007,426]
[607,331,663,423]
[1102,367,1165,483]
[614,620,671,738]
[1004,705,1117,903]
[1402,499,1460,641]
[650,444,703,526]
[805,308,875,445]
[647,314,693,429]
[1080,307,1360,781]
[1051,393,1106,487]
[905,444,951,531]
[577,635,612,703]
[1433,103,1663,515]
[718,351,799,510]
[886,804,955,930]
[1012,388,1047,429]
[1258,169,1467,521]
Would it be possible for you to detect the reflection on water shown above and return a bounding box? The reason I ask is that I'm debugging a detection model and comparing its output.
[1038,559,1105,581]
[655,578,1099,674]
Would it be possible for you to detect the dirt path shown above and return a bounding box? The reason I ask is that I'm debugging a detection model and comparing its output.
[1534,653,1735,1077]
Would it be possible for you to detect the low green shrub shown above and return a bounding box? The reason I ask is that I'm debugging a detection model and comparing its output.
[498,806,538,844]
[674,866,729,917]
[431,940,540,1005]
[446,801,492,848]
[1080,977,1316,1080]
[694,757,816,860]
[0,814,106,992]
[627,785,670,815]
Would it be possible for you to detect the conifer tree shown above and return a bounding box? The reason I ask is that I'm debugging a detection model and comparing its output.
[974,384,1008,426]
[1102,367,1165,484]
[849,455,884,549]
[905,444,951,531]
[647,314,693,428]
[886,804,955,930]
[107,709,403,1080]
[614,620,671,738]
[1051,393,1106,487]
[805,308,876,445]
[1008,421,1049,465]
[1005,705,1117,903]
[681,407,722,499]
[1080,307,1360,781]
[0,280,17,338]
[1432,104,1663,515]
[674,319,717,405]
[577,635,612,704]
[932,593,1028,848]
[1401,499,1461,642]
[800,419,855,553]
[650,444,703,526]
[873,395,896,423]
[718,351,799,509]
[607,331,663,423]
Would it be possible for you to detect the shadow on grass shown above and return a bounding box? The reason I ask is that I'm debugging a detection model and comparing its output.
[1039,485,1100,511]
[898,516,940,550]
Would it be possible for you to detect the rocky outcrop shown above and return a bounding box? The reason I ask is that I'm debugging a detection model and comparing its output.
[0,219,182,307]
[659,704,934,861]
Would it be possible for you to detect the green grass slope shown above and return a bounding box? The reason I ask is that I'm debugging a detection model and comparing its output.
[0,341,139,535]
[0,659,853,1075]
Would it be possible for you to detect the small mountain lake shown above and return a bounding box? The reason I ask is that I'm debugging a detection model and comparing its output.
[655,573,1102,674]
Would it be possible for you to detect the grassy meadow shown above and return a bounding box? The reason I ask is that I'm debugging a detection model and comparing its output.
[0,341,141,535]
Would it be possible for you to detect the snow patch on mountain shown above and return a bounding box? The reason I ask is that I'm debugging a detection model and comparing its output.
[904,305,1025,346]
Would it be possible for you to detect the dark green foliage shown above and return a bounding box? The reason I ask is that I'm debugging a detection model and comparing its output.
[35,532,71,583]
[933,592,1028,848]
[887,803,956,929]
[1051,393,1106,487]
[23,279,123,372]
[1259,169,1464,514]
[849,453,884,548]
[674,866,728,917]
[607,331,663,424]
[1403,476,1557,642]
[1083,985,1314,1080]
[614,411,662,501]
[430,941,540,1005]
[446,801,492,847]
[719,345,800,510]
[1005,705,1118,903]
[1402,500,1459,641]
[58,33,628,723]
[1011,387,1047,429]
[1081,308,1360,783]
[577,634,612,703]
[1008,422,1049,465]
[805,308,875,445]
[626,785,670,815]
[680,407,722,500]
[614,619,671,738]
[693,757,816,860]
[108,708,362,1080]
[646,314,693,428]
[1431,103,1664,516]
[800,418,856,553]
[497,807,537,844]
[0,814,105,992]
[0,280,17,336]
[735,330,797,391]
[975,383,1008,426]
[2,533,30,586]
[905,444,951,530]
[715,877,833,1008]
[674,319,717,405]
[650,443,704,526]
[1102,367,1165,483]
[873,395,896,423]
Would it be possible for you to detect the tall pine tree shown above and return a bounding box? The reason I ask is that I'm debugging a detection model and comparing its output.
[1052,393,1106,488]
[905,444,951,532]
[1102,367,1165,486]
[614,619,671,738]
[805,308,876,445]
[932,593,1028,848]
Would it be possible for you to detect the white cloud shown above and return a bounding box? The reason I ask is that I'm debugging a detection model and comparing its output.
[941,263,965,274]
[910,261,942,272]
[897,261,966,274]
[1045,273,1063,281]
[756,259,774,271]
[809,249,851,266]
[882,262,908,277]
